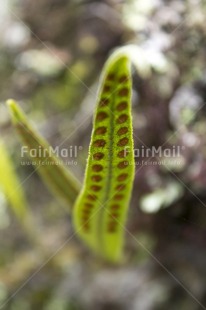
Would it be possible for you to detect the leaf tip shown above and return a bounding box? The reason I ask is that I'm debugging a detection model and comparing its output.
[6,99,23,124]
[6,98,17,112]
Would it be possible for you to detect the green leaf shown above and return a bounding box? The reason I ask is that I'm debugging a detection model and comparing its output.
[0,140,28,222]
[73,52,135,262]
[7,100,81,210]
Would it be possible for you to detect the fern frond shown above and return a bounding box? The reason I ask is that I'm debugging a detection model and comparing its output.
[7,100,81,210]
[0,140,28,222]
[73,52,135,262]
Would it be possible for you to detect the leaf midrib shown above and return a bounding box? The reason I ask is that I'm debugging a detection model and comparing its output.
[97,84,115,250]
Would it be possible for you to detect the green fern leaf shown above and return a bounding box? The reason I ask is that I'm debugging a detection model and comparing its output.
[7,100,81,210]
[73,52,135,262]
[0,140,28,222]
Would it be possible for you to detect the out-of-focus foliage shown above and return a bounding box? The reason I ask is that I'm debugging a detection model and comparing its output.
[1,0,206,309]
[140,181,184,213]
[0,140,28,223]
[8,99,81,210]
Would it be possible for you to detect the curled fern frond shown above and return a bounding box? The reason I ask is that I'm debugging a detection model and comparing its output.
[73,51,135,262]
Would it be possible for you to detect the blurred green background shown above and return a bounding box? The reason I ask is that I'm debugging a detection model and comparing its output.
[1,0,206,309]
